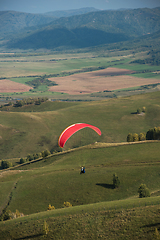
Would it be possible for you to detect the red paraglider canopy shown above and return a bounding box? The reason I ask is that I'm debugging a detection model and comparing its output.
[58,123,101,148]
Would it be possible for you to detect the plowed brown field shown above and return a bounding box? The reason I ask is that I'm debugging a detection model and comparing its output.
[49,67,160,94]
[0,80,33,93]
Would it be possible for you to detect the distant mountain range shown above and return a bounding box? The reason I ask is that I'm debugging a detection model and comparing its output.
[0,8,99,39]
[44,7,99,18]
[0,7,160,50]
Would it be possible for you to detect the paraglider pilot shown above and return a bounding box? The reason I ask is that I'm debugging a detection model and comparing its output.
[80,166,85,174]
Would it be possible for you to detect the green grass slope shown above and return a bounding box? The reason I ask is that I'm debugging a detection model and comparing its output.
[0,201,160,240]
[0,91,160,238]
[1,91,160,160]
[0,142,160,215]
[0,141,160,239]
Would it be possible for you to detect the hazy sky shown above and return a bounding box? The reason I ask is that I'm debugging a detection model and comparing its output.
[0,0,160,13]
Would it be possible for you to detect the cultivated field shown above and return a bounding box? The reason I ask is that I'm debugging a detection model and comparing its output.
[0,79,33,92]
[0,51,159,99]
[49,67,160,94]
[0,67,159,94]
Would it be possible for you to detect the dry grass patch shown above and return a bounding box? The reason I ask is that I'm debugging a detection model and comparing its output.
[0,79,32,92]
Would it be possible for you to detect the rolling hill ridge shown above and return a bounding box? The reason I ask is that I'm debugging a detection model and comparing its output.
[3,7,160,50]
[0,8,98,40]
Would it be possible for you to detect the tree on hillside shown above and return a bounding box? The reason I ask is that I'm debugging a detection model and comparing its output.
[138,184,150,198]
[41,150,51,158]
[133,133,139,142]
[137,108,142,114]
[26,154,34,161]
[139,132,146,141]
[146,129,154,140]
[146,127,160,140]
[127,133,133,142]
[1,160,12,169]
[142,106,146,113]
[113,173,120,188]
[153,127,160,140]
[35,99,41,105]
[19,158,26,164]
[14,100,23,107]
[33,152,42,159]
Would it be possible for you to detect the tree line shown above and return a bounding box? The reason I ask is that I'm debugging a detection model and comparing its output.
[127,127,160,142]
[20,149,51,164]
[131,50,160,66]
[0,149,52,170]
[0,97,49,109]
[14,97,48,107]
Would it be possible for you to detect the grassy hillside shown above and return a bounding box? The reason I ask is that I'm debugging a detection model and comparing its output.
[0,91,160,160]
[0,141,160,239]
[3,142,159,213]
[0,91,160,239]
[0,203,160,239]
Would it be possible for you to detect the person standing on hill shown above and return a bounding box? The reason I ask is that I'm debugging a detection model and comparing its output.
[80,166,85,174]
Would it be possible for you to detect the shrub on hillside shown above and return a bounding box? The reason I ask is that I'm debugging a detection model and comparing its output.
[41,150,51,158]
[48,204,55,210]
[35,99,41,105]
[26,154,34,161]
[137,108,142,114]
[0,209,24,221]
[33,152,42,160]
[9,210,24,219]
[142,106,146,113]
[154,228,160,240]
[113,173,120,188]
[43,220,49,235]
[20,158,26,164]
[14,100,24,107]
[1,160,12,169]
[0,210,11,221]
[64,201,72,207]
[138,184,150,198]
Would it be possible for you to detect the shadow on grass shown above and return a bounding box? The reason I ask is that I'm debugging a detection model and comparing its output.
[96,183,115,189]
[143,222,160,229]
[15,233,43,239]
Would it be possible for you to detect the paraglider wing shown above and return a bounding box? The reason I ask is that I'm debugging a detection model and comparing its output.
[58,123,101,148]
